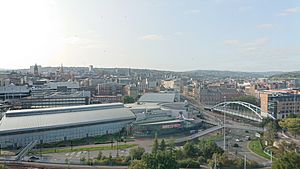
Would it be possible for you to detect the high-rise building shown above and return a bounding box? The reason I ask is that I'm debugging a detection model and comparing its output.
[260,89,300,119]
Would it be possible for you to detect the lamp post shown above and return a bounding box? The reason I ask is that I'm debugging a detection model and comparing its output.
[244,153,247,169]
[223,96,226,151]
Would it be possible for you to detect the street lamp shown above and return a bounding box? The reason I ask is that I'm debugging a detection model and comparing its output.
[223,96,227,151]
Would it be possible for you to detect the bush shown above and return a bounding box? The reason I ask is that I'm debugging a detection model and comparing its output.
[178,158,201,168]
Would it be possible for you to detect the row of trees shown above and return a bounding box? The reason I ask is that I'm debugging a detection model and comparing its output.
[129,136,259,169]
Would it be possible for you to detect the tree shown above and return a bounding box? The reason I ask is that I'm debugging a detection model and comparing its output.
[123,96,135,104]
[263,122,278,145]
[166,139,176,155]
[0,165,7,169]
[129,160,147,169]
[142,153,158,169]
[276,141,297,154]
[208,153,258,169]
[142,152,179,169]
[159,139,166,152]
[198,140,224,160]
[96,150,103,160]
[156,151,178,169]
[232,95,259,106]
[129,146,145,160]
[279,118,300,137]
[183,141,199,158]
[178,158,201,168]
[152,134,159,155]
[272,152,300,169]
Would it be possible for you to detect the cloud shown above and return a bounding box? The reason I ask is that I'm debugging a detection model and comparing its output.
[64,36,109,49]
[256,24,273,29]
[139,34,163,41]
[224,37,271,53]
[175,32,183,36]
[224,39,240,45]
[184,9,200,15]
[278,7,299,16]
[244,37,271,47]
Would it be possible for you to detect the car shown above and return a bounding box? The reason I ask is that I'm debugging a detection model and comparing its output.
[235,139,241,142]
[28,156,40,162]
[245,136,251,141]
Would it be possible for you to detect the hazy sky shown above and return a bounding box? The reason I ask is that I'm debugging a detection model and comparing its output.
[0,0,299,71]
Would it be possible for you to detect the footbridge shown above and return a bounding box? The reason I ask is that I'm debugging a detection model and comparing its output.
[175,119,264,143]
[208,101,275,122]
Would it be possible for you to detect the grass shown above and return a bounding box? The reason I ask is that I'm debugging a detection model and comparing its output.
[248,139,270,160]
[36,133,132,149]
[203,134,223,142]
[32,144,137,154]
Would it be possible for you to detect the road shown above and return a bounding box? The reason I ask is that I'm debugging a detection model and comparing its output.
[215,128,270,166]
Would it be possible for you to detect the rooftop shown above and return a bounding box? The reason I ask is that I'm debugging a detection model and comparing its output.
[0,103,135,134]
[138,93,176,103]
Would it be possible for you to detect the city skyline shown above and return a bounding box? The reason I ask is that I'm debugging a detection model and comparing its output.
[0,0,299,72]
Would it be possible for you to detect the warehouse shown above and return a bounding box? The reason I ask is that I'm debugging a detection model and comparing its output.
[0,103,136,147]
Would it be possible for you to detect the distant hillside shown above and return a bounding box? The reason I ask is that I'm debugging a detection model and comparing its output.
[184,70,283,78]
[269,71,300,79]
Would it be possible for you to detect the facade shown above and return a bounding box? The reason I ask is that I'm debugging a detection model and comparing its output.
[18,97,90,109]
[11,90,92,109]
[91,95,122,103]
[124,85,139,100]
[0,103,136,147]
[97,83,124,96]
[0,85,30,100]
[294,79,300,88]
[260,90,300,119]
[199,87,241,106]
[161,79,182,92]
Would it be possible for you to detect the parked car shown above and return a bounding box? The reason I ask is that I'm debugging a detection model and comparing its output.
[28,156,40,162]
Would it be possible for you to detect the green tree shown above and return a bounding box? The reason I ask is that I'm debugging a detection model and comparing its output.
[129,146,145,160]
[0,165,7,169]
[232,95,259,106]
[142,153,158,169]
[129,160,147,169]
[142,152,179,169]
[198,140,224,160]
[178,158,201,168]
[272,152,300,169]
[166,139,176,155]
[96,150,103,160]
[279,118,300,137]
[123,96,135,104]
[263,122,278,145]
[156,151,178,169]
[183,141,199,158]
[152,134,159,155]
[159,139,166,152]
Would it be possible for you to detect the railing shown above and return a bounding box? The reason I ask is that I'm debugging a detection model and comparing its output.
[15,140,38,161]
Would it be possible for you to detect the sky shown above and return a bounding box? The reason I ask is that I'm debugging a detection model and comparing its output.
[0,0,299,72]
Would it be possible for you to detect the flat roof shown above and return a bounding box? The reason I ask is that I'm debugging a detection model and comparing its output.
[0,103,135,134]
[6,103,124,117]
[138,93,176,103]
[125,102,161,110]
[139,119,183,126]
[161,102,187,110]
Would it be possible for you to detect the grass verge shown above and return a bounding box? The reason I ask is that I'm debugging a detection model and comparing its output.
[32,144,136,154]
[248,140,270,160]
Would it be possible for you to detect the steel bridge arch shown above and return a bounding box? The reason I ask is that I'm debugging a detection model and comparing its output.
[211,101,275,121]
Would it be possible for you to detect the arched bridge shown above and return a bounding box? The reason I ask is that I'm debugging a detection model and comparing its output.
[209,101,275,122]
